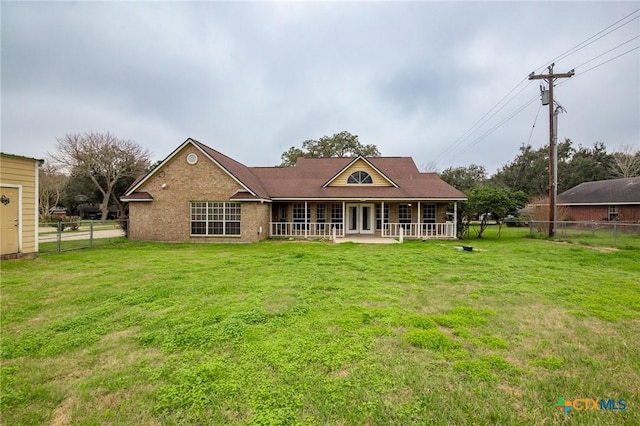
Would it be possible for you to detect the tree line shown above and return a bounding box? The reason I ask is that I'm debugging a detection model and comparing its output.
[439,140,639,238]
[441,140,639,196]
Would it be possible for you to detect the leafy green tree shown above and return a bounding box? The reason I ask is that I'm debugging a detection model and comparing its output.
[439,164,487,193]
[491,144,551,196]
[492,139,617,196]
[463,186,527,238]
[280,131,380,166]
[561,142,614,192]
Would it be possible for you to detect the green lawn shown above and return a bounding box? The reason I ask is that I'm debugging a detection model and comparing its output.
[1,228,639,425]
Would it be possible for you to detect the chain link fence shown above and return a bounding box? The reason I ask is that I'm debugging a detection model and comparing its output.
[526,220,640,249]
[39,220,127,253]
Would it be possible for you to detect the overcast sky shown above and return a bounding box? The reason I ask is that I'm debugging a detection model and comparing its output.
[2,1,639,174]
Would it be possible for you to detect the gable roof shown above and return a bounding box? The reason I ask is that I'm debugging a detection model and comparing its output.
[322,156,398,188]
[250,157,466,200]
[124,138,269,200]
[123,139,467,202]
[558,177,640,205]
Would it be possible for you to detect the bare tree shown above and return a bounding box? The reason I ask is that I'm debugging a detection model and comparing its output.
[611,144,640,178]
[38,162,69,219]
[49,132,151,222]
[421,161,439,172]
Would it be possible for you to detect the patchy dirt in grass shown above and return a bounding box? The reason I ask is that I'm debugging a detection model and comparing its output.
[49,396,77,426]
[548,239,618,252]
[44,327,162,425]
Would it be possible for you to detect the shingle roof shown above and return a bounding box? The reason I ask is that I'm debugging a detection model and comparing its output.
[122,139,467,202]
[250,156,466,200]
[558,177,640,204]
[191,140,270,199]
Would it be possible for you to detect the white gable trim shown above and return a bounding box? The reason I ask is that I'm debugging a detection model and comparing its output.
[124,138,257,197]
[322,156,398,188]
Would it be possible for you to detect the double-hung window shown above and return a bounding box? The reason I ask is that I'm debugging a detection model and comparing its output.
[398,204,412,224]
[293,202,310,231]
[191,201,241,236]
[376,204,389,230]
[316,203,326,223]
[331,203,343,230]
[422,204,436,224]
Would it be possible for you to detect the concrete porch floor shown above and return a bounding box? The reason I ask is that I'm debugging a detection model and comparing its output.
[335,235,400,244]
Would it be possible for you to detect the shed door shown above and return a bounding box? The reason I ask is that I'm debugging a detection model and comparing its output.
[1,188,19,255]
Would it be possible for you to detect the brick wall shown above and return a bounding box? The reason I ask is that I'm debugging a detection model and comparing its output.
[565,205,640,222]
[128,145,269,243]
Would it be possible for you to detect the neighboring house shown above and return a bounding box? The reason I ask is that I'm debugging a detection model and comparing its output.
[1,153,44,259]
[122,138,467,243]
[558,177,640,222]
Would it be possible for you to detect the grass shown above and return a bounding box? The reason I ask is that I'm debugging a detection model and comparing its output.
[1,227,639,424]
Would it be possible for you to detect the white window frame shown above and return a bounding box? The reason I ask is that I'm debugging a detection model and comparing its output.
[347,171,373,184]
[422,203,436,224]
[398,204,412,224]
[190,201,241,236]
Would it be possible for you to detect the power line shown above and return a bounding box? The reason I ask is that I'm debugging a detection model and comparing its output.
[431,77,531,166]
[526,103,542,147]
[434,9,640,169]
[459,95,539,154]
[556,44,640,89]
[432,79,533,166]
[579,45,640,75]
[571,35,640,70]
[552,15,639,65]
[439,93,540,165]
[534,8,640,73]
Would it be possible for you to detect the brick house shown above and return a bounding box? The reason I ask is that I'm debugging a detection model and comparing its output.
[558,177,640,222]
[122,138,466,243]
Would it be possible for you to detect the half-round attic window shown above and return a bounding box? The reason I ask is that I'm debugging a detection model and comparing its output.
[347,171,373,184]
[186,153,198,165]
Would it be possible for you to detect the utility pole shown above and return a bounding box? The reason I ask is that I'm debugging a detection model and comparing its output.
[528,63,574,238]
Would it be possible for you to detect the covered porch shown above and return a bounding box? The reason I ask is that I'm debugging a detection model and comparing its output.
[268,200,458,240]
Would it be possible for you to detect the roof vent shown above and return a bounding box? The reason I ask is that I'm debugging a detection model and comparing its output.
[186,153,198,165]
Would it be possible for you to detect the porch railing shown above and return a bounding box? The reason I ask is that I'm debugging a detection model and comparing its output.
[270,222,455,239]
[382,222,456,239]
[270,222,344,238]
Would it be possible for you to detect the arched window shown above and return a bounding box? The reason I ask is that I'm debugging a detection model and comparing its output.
[347,171,373,184]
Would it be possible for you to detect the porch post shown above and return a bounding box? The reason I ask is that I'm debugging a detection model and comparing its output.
[269,203,273,237]
[305,201,308,238]
[342,201,346,236]
[454,201,458,239]
[381,201,385,237]
[417,201,421,238]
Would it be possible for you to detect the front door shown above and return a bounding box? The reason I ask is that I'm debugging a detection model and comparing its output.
[1,188,19,255]
[346,203,374,234]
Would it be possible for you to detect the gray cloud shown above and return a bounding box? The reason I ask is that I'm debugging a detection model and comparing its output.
[2,1,638,172]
